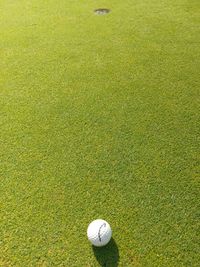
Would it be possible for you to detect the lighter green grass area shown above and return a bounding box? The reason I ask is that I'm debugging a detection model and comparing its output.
[0,0,200,266]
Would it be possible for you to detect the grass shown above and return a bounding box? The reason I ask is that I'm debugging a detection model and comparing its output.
[0,0,199,266]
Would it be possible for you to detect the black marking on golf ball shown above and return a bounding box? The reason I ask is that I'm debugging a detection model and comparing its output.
[94,8,110,15]
[98,223,106,242]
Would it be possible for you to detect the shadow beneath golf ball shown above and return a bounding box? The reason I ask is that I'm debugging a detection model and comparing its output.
[92,238,119,267]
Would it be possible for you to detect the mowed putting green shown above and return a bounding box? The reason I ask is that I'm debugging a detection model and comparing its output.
[0,0,199,266]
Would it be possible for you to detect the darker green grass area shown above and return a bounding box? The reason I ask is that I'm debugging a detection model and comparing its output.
[92,238,119,266]
[0,0,200,266]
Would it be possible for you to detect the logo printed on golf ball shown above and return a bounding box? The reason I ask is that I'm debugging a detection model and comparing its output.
[98,222,106,242]
[87,219,112,247]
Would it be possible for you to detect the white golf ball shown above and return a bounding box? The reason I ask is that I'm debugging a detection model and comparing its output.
[87,219,112,247]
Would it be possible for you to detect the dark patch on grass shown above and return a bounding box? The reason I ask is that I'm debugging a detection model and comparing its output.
[94,8,110,15]
[92,238,119,266]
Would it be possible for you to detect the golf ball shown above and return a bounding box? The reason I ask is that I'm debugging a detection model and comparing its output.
[87,219,112,247]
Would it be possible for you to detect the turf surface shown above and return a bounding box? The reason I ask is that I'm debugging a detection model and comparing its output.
[0,0,199,266]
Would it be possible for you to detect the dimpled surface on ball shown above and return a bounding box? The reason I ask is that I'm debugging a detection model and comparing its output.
[87,219,112,247]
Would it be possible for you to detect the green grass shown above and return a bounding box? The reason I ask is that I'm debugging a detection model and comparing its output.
[0,0,199,266]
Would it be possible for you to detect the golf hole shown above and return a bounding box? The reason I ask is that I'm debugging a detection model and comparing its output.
[94,8,110,15]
